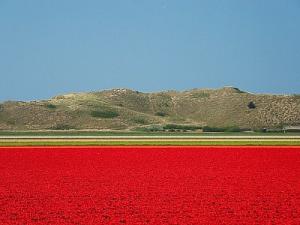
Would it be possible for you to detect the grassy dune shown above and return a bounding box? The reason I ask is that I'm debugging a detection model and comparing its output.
[1,87,300,131]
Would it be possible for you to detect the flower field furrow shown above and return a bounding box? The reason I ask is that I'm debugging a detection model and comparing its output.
[0,146,300,224]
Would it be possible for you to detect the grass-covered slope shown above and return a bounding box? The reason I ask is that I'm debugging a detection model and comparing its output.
[0,87,299,130]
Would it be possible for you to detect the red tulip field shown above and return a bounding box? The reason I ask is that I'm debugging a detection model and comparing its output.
[0,146,300,224]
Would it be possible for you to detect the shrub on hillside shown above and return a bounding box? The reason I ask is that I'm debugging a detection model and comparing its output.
[134,125,164,132]
[155,112,167,117]
[232,87,245,93]
[46,104,57,109]
[163,124,202,131]
[203,126,226,132]
[247,101,256,109]
[203,126,244,132]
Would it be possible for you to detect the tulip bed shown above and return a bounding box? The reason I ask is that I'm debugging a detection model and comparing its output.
[0,146,300,224]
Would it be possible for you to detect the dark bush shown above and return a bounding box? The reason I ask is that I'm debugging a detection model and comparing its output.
[52,124,75,130]
[163,124,202,131]
[155,112,167,117]
[91,110,119,118]
[46,104,57,109]
[203,126,244,132]
[232,87,245,93]
[134,125,163,132]
[203,126,226,132]
[247,101,256,109]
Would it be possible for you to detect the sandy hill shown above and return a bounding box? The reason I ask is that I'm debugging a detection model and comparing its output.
[0,87,299,130]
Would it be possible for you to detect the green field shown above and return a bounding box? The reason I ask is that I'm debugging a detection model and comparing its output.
[1,139,300,146]
[1,130,299,146]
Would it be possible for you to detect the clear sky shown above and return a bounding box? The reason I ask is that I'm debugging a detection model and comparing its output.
[1,0,300,101]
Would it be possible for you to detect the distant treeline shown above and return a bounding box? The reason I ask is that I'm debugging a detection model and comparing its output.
[137,124,252,132]
[202,126,248,132]
[163,124,202,131]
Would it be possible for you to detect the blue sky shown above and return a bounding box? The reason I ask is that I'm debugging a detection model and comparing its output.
[0,0,300,101]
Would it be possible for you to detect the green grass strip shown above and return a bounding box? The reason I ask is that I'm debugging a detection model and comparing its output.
[1,140,300,146]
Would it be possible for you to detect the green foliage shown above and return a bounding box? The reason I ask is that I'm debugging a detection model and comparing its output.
[163,124,202,131]
[155,112,167,117]
[285,129,300,133]
[232,87,245,93]
[91,110,119,118]
[203,126,244,132]
[134,125,164,132]
[0,104,3,112]
[45,104,57,109]
[202,126,225,132]
[2,140,300,147]
[247,101,256,109]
